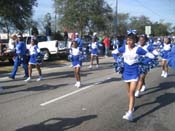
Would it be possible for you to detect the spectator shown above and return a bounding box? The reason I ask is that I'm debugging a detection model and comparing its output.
[64,30,69,47]
[45,22,52,41]
[103,35,110,57]
[8,34,17,50]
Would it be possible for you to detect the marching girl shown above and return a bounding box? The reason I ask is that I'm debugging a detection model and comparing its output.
[160,37,172,78]
[167,45,175,70]
[112,32,155,121]
[88,37,99,69]
[69,41,82,88]
[24,38,43,82]
[135,34,158,97]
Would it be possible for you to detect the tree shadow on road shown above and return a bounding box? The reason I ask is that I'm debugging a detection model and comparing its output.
[16,115,97,131]
[0,83,68,95]
[140,82,175,97]
[134,93,175,122]
[2,84,26,89]
[99,77,122,85]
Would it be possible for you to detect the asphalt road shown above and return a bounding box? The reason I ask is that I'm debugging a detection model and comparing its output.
[0,57,175,131]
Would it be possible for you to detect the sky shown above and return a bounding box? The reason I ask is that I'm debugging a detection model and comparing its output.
[33,0,175,25]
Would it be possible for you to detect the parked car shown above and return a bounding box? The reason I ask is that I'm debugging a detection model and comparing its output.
[0,39,15,64]
[24,35,70,60]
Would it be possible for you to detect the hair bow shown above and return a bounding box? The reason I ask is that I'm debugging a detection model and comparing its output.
[127,29,137,35]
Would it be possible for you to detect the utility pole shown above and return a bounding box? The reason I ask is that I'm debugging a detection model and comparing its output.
[54,0,57,34]
[114,0,118,35]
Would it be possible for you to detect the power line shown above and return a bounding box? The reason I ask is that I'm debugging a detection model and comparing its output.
[135,0,175,25]
[135,0,163,18]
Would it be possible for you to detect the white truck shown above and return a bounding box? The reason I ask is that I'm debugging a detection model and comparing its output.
[25,36,70,60]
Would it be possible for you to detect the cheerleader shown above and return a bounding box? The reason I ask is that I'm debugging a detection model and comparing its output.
[88,37,99,69]
[70,41,82,88]
[135,34,158,97]
[112,32,154,121]
[24,38,43,82]
[160,37,172,78]
[167,45,175,70]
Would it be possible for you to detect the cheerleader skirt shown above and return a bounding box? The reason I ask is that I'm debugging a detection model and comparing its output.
[72,55,82,68]
[91,48,98,56]
[122,63,139,82]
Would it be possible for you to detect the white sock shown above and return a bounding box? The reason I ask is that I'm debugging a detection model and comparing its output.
[128,110,132,114]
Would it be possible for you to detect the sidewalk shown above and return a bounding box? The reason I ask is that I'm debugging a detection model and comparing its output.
[0,56,113,79]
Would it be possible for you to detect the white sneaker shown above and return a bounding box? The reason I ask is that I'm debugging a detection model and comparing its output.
[163,72,168,78]
[76,81,81,88]
[36,76,43,81]
[135,90,140,98]
[88,65,92,69]
[96,64,99,68]
[122,111,133,121]
[0,87,3,93]
[24,77,31,82]
[74,82,78,87]
[140,85,146,92]
[161,71,165,77]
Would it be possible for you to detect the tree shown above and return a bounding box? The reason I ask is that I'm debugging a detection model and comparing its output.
[151,22,171,36]
[117,13,130,35]
[54,0,112,35]
[129,15,152,34]
[0,0,37,32]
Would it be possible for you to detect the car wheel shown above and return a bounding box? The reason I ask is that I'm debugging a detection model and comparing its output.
[42,49,50,61]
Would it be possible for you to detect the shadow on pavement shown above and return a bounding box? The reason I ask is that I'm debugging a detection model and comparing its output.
[16,115,97,131]
[0,83,68,95]
[134,93,175,122]
[141,81,175,97]
[99,77,122,85]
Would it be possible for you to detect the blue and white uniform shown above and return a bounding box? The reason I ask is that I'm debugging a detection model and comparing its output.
[168,45,175,70]
[28,45,41,64]
[90,42,98,56]
[112,44,154,82]
[138,44,158,74]
[70,47,82,68]
[112,39,120,49]
[10,41,28,79]
[75,37,83,49]
[160,43,172,60]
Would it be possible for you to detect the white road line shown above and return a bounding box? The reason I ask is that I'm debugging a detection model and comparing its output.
[40,77,111,106]
[40,85,94,106]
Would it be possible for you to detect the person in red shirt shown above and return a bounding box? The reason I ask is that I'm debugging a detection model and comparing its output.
[103,35,110,57]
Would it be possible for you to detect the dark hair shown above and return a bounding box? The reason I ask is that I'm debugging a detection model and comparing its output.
[71,40,78,47]
[31,39,37,45]
[126,33,138,43]
[164,36,171,44]
[167,37,171,44]
[139,34,148,42]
